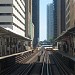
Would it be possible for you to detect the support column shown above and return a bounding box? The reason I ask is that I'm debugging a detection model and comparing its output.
[6,37,10,55]
[5,37,7,55]
[74,64,75,74]
[14,38,16,53]
[10,37,12,54]
[21,41,24,52]
[12,38,15,53]
[9,36,11,55]
[0,62,1,71]
[73,35,75,56]
[0,37,2,56]
[2,36,5,56]
[15,38,17,53]
[16,40,19,53]
[12,37,13,53]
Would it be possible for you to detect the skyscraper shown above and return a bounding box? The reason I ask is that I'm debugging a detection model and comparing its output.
[32,0,39,48]
[0,0,25,37]
[53,0,65,38]
[0,0,31,56]
[53,0,57,39]
[25,0,32,38]
[54,0,75,56]
[47,3,54,43]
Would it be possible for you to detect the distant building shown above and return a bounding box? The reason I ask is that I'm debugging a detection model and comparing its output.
[53,0,65,37]
[32,0,39,48]
[25,0,32,49]
[53,0,58,39]
[25,0,32,38]
[47,3,54,43]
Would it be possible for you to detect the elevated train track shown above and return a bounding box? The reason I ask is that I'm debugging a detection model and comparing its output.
[0,49,74,75]
[49,51,74,75]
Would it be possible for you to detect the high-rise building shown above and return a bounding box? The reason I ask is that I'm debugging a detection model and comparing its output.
[53,0,65,38]
[65,0,74,30]
[25,0,33,49]
[32,0,39,48]
[53,0,57,39]
[57,0,65,36]
[53,0,66,48]
[0,0,25,37]
[0,0,31,57]
[47,3,54,43]
[25,0,32,38]
[54,0,75,56]
[64,0,75,55]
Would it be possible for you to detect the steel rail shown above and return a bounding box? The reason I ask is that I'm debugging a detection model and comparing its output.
[53,54,70,75]
[48,55,53,75]
[54,54,74,75]
[21,63,35,75]
[41,55,45,75]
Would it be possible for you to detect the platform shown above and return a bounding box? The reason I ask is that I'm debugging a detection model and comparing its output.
[0,50,32,60]
[56,51,75,61]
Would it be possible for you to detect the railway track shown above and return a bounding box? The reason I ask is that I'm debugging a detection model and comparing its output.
[12,63,36,75]
[49,51,74,75]
[53,54,74,75]
[0,51,40,75]
[11,51,50,75]
[1,50,73,75]
[0,63,21,75]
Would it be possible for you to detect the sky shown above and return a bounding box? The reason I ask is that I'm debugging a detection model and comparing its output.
[39,0,53,41]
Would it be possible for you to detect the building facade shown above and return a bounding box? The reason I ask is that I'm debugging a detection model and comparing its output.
[47,3,54,43]
[32,0,39,48]
[54,0,75,56]
[0,0,25,37]
[0,0,31,57]
[53,0,65,38]
[25,0,32,38]
[31,23,34,48]
[53,0,57,39]
[53,0,75,72]
[64,0,75,55]
[25,0,33,49]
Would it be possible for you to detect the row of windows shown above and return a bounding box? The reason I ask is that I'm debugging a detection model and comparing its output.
[0,4,25,20]
[15,0,25,14]
[0,13,25,27]
[0,13,12,16]
[66,4,70,15]
[0,22,12,25]
[20,0,25,7]
[13,14,25,26]
[13,5,25,20]
[66,0,70,7]
[0,4,12,6]
[13,22,25,32]
[0,1,25,13]
[0,22,25,32]
[66,21,70,29]
[66,13,70,22]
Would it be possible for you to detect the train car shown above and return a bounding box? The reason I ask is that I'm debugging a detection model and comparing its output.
[42,45,53,51]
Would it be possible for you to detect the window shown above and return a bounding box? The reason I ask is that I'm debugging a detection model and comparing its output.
[0,4,12,6]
